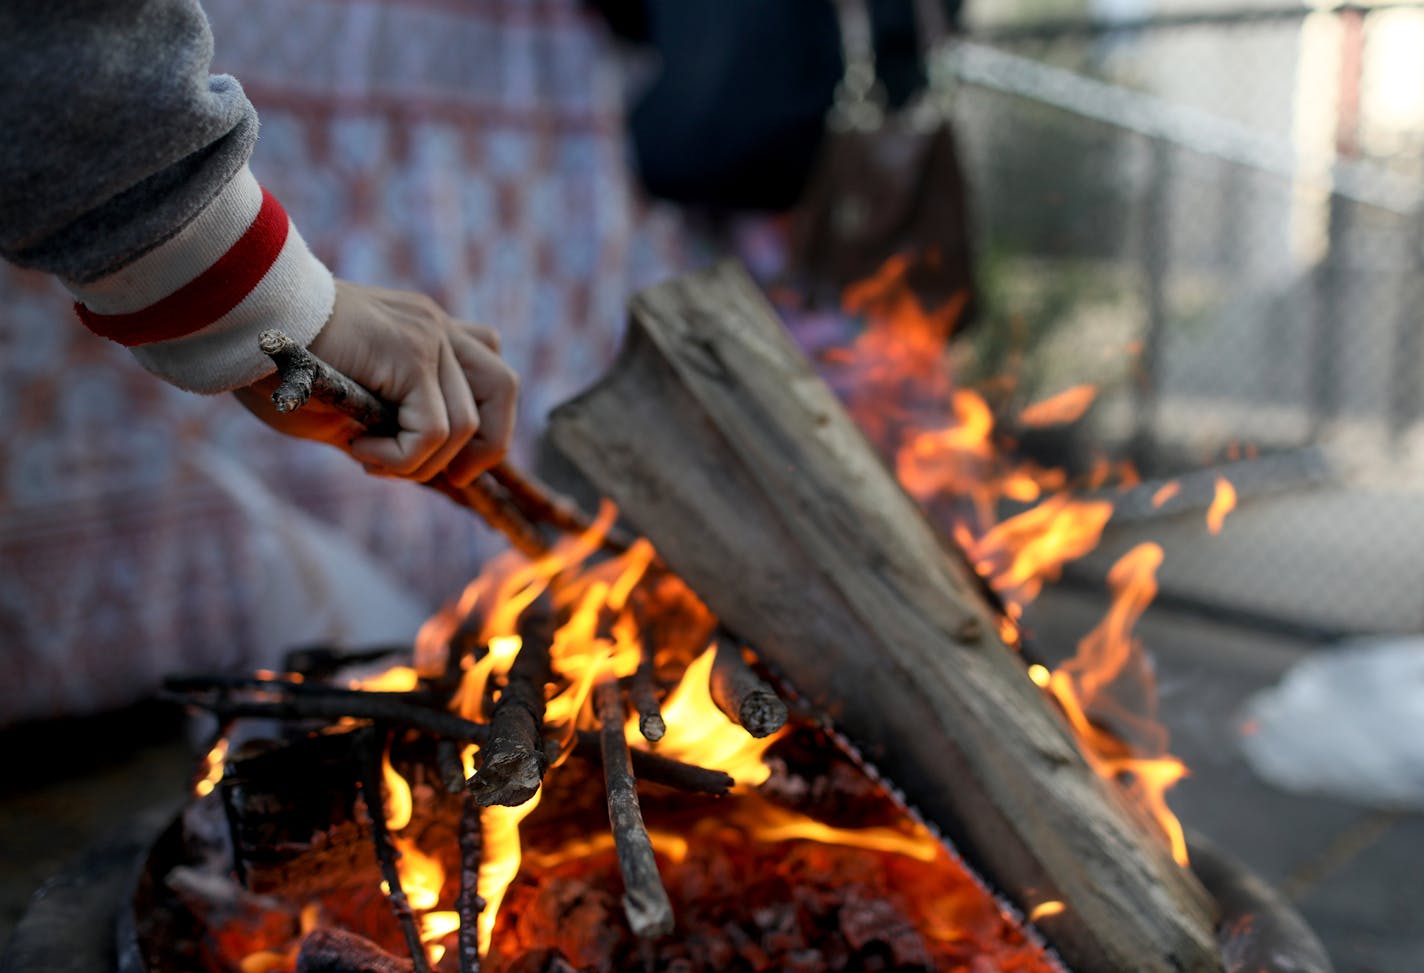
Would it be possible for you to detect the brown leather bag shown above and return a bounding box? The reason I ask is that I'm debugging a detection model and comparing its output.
[789,0,977,321]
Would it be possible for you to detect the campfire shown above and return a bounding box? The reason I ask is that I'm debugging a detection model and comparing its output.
[139,261,1299,973]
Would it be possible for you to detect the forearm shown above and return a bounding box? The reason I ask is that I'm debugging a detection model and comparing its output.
[0,0,333,392]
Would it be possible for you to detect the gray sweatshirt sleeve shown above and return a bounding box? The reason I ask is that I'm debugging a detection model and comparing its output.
[0,0,335,392]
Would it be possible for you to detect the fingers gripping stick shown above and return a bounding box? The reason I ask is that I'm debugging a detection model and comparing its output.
[257,329,613,559]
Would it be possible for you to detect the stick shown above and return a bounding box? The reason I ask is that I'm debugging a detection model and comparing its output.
[626,661,666,744]
[168,691,494,744]
[428,475,551,560]
[469,598,555,807]
[356,728,432,973]
[708,632,788,738]
[259,330,399,434]
[457,790,486,973]
[436,738,468,795]
[593,680,674,938]
[485,464,634,553]
[170,686,734,796]
[165,673,438,701]
[257,330,577,560]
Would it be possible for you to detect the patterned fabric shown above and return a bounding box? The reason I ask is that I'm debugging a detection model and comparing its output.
[0,0,694,725]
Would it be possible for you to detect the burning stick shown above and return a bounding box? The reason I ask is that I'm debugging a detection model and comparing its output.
[436,739,468,794]
[485,464,634,553]
[708,632,788,738]
[470,599,555,807]
[355,727,433,973]
[626,660,666,744]
[592,679,674,938]
[456,789,486,973]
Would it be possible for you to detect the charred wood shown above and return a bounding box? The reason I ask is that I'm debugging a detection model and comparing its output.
[471,597,555,807]
[708,632,788,738]
[625,661,665,744]
[356,727,433,973]
[176,682,731,797]
[296,928,415,973]
[436,739,469,795]
[593,680,674,938]
[457,790,486,973]
[547,261,1222,973]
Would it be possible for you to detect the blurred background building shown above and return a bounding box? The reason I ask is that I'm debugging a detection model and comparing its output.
[950,0,1424,637]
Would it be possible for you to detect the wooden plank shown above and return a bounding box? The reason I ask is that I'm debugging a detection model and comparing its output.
[548,261,1221,973]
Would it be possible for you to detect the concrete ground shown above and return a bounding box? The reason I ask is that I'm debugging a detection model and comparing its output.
[2,480,1421,971]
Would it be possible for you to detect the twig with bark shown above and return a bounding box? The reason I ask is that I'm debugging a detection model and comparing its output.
[170,681,733,796]
[709,632,788,738]
[356,727,432,973]
[470,598,555,807]
[457,790,486,973]
[258,329,608,560]
[593,679,674,938]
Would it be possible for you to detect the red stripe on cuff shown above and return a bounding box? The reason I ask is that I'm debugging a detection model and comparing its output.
[75,187,291,347]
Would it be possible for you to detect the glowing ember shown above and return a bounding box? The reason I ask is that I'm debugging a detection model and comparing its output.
[1151,481,1181,508]
[194,737,228,798]
[1206,476,1237,535]
[1017,384,1097,428]
[1028,900,1065,922]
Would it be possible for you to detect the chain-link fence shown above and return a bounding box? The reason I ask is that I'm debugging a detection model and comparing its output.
[949,2,1424,636]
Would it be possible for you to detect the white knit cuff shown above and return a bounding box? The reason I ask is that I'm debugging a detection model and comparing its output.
[64,166,336,394]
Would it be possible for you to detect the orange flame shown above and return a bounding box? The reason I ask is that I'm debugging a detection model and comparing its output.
[381,748,413,833]
[968,496,1114,612]
[1206,477,1236,535]
[1028,900,1065,922]
[1044,544,1189,865]
[194,737,228,798]
[1017,385,1097,428]
[638,646,782,789]
[1150,481,1180,509]
[477,794,542,954]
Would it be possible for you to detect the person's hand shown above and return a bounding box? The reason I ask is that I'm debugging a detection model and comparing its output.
[233,280,518,485]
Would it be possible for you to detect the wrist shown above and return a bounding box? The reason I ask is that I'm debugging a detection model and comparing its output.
[64,166,335,393]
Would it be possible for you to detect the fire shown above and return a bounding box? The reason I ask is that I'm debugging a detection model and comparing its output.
[381,748,413,832]
[1028,900,1065,922]
[1044,544,1189,865]
[836,260,1192,866]
[1017,384,1097,428]
[229,255,1210,970]
[1151,481,1180,508]
[194,736,228,798]
[968,495,1114,612]
[641,645,782,788]
[390,836,444,911]
[1206,476,1237,535]
[478,795,542,954]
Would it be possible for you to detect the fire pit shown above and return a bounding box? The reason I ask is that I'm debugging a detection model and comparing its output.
[1,264,1336,973]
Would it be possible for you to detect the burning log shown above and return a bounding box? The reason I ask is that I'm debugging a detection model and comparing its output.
[708,632,788,738]
[470,599,556,807]
[626,661,665,743]
[548,262,1223,973]
[296,928,414,973]
[592,679,674,938]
